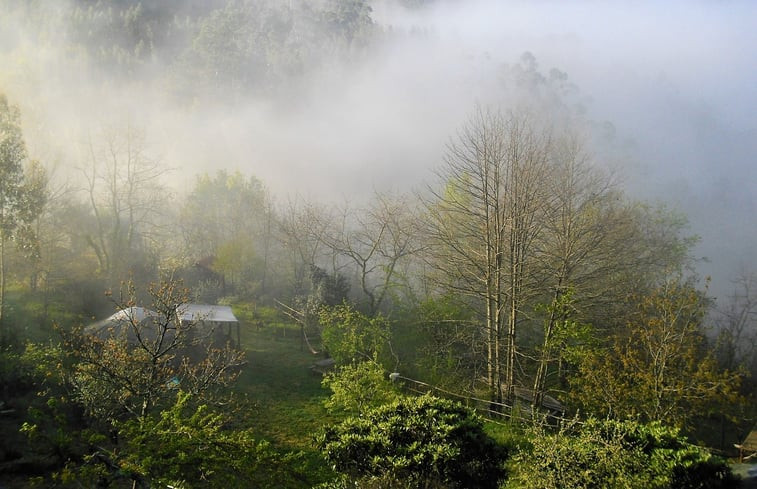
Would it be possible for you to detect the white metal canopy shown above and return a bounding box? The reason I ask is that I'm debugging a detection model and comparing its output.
[177,304,238,323]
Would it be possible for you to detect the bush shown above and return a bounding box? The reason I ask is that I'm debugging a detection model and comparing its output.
[8,344,83,475]
[115,391,296,488]
[317,394,508,489]
[320,304,391,365]
[322,360,401,415]
[506,418,739,489]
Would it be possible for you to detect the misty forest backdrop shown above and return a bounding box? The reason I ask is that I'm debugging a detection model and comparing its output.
[1,0,757,487]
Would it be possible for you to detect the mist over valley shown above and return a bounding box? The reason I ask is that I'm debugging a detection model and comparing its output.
[1,2,756,486]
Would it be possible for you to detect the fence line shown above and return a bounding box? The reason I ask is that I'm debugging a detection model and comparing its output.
[394,375,578,427]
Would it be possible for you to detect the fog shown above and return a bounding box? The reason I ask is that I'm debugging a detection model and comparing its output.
[1,0,755,298]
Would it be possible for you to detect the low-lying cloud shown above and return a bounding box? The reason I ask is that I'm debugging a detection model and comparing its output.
[1,0,755,298]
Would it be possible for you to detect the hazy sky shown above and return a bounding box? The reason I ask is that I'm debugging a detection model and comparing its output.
[2,0,756,299]
[358,0,757,298]
[389,0,757,299]
[308,0,757,298]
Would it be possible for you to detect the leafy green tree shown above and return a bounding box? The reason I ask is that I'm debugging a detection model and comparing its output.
[26,277,256,486]
[179,170,273,296]
[317,394,508,489]
[321,0,375,48]
[112,391,298,489]
[176,0,309,99]
[9,159,48,290]
[25,388,301,489]
[310,265,350,307]
[405,294,478,391]
[67,1,159,75]
[3,343,77,473]
[186,1,270,94]
[570,278,741,430]
[506,418,737,489]
[530,289,593,412]
[0,94,47,341]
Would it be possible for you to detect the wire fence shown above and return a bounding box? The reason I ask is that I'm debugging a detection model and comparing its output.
[392,374,741,458]
[393,374,578,427]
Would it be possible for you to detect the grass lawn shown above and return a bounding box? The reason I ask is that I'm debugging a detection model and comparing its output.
[233,315,337,485]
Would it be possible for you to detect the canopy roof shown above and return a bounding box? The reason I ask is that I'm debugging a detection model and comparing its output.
[742,426,757,452]
[85,304,241,350]
[108,306,158,323]
[86,304,238,338]
[85,306,159,337]
[177,304,238,323]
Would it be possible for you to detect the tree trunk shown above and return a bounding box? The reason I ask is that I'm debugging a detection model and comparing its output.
[532,292,560,413]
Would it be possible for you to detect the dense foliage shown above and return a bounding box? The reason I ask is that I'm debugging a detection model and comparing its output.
[61,278,246,425]
[0,95,46,341]
[317,394,508,489]
[320,303,392,365]
[507,418,738,489]
[570,279,742,430]
[321,360,400,415]
[112,391,297,488]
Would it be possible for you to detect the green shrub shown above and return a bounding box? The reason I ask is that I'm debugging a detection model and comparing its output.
[506,418,738,489]
[320,304,390,365]
[322,360,401,415]
[117,391,295,488]
[317,394,508,489]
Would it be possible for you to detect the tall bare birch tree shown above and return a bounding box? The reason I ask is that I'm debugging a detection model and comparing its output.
[530,134,626,409]
[424,108,552,405]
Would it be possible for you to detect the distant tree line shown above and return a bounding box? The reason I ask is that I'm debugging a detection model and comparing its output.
[3,0,378,102]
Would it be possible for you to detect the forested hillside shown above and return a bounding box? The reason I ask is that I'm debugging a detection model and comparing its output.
[1,1,756,487]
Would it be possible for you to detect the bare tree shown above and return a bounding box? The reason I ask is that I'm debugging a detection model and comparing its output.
[275,199,346,354]
[320,192,424,315]
[79,125,170,287]
[277,197,336,296]
[530,134,625,409]
[529,132,701,411]
[64,277,245,424]
[423,108,552,406]
[715,272,757,373]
